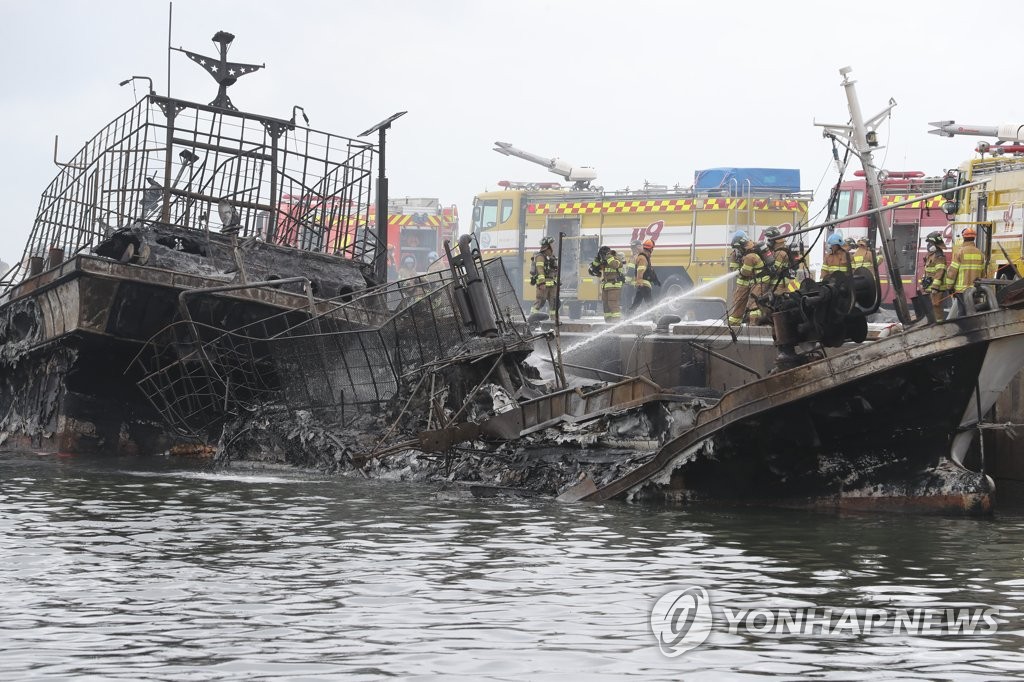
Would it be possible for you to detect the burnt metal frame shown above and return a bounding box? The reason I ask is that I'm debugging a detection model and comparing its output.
[3,93,379,294]
[131,257,531,438]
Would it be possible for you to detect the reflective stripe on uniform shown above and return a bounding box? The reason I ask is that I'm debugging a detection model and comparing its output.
[944,245,984,292]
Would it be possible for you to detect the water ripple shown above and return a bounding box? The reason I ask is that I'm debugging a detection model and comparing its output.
[0,453,1022,680]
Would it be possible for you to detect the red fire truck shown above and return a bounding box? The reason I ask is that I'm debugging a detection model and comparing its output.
[273,196,458,276]
[826,170,950,304]
[369,199,459,275]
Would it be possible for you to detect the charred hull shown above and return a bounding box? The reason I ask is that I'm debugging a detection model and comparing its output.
[0,254,369,455]
[677,346,987,497]
[586,306,1024,514]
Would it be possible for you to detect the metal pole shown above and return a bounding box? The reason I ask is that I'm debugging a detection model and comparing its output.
[975,381,986,476]
[268,133,279,243]
[553,231,567,388]
[166,2,172,98]
[161,108,176,223]
[376,128,389,283]
[358,112,405,284]
[839,68,911,324]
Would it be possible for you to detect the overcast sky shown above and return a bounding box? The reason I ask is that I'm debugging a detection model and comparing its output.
[2,0,1022,265]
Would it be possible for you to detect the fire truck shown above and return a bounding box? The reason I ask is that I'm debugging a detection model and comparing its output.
[275,196,458,276]
[928,120,1024,278]
[825,170,950,303]
[370,198,459,275]
[474,142,812,317]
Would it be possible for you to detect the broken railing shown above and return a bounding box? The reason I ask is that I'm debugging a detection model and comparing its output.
[132,257,530,437]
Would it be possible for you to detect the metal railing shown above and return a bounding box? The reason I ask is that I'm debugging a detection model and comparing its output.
[131,257,529,437]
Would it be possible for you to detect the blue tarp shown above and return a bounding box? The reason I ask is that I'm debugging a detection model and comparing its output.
[694,168,801,194]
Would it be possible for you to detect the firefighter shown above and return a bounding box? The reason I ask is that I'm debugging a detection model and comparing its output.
[530,236,559,315]
[588,245,611,279]
[944,227,985,294]
[820,233,851,279]
[729,231,748,274]
[600,248,624,322]
[919,231,948,321]
[728,234,771,325]
[398,254,417,279]
[851,237,876,270]
[630,238,656,312]
[850,236,883,271]
[764,227,797,294]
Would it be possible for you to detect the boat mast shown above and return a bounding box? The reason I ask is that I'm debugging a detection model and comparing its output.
[816,66,910,325]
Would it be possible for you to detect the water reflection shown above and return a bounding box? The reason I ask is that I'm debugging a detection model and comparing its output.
[0,452,1022,680]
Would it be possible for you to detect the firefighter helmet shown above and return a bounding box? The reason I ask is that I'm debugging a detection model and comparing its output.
[826,233,844,247]
[844,237,857,248]
[630,239,642,248]
[540,236,555,247]
[962,227,977,239]
[402,255,415,266]
[730,231,749,249]
[642,238,655,250]
[857,236,869,246]
[764,226,783,242]
[925,231,944,247]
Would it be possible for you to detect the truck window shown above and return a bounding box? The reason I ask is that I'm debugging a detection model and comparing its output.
[499,199,514,224]
[833,190,853,220]
[477,200,498,229]
[852,190,865,214]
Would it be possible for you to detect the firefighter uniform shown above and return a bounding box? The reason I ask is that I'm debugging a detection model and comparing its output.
[630,243,655,312]
[847,241,872,268]
[820,244,851,279]
[850,239,884,290]
[728,241,771,325]
[922,249,948,321]
[531,243,558,314]
[600,250,623,322]
[767,240,798,294]
[944,237,985,293]
[398,256,417,280]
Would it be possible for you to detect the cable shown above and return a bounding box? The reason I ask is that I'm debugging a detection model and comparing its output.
[878,111,892,172]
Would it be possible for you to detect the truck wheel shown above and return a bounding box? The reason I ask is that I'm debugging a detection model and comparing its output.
[660,273,694,312]
[567,301,583,320]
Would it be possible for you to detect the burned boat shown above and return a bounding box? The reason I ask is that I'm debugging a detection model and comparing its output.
[0,32,388,455]
[64,61,1024,517]
[128,225,1024,515]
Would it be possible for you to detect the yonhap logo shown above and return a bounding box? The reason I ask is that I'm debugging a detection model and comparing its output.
[650,586,713,657]
[649,584,1002,657]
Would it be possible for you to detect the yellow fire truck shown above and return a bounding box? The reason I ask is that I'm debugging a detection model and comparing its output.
[929,122,1024,275]
[473,143,812,317]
